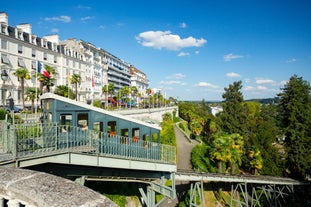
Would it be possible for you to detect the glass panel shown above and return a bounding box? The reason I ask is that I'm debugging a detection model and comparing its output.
[77,113,88,130]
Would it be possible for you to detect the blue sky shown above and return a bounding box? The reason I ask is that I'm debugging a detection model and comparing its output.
[2,0,311,101]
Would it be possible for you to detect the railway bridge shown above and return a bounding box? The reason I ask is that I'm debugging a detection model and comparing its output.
[0,93,309,207]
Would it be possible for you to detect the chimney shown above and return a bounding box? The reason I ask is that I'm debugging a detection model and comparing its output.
[0,12,8,24]
[17,23,32,34]
[43,34,60,44]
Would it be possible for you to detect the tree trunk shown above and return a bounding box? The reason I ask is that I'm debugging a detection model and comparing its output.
[218,161,223,173]
[21,78,25,109]
[75,83,78,101]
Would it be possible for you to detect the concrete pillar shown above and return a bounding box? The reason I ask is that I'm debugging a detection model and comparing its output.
[7,199,20,207]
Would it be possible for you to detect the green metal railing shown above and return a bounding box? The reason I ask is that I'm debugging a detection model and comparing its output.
[0,121,176,165]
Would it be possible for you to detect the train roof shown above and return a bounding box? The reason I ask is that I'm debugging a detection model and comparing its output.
[40,93,161,130]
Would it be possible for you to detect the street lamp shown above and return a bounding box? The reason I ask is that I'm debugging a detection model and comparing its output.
[1,69,8,107]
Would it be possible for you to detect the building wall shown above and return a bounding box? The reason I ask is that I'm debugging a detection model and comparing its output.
[0,12,149,107]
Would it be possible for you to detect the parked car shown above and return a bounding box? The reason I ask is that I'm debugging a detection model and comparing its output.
[3,105,23,113]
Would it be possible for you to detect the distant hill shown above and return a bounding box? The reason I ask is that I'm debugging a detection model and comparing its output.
[183,97,280,105]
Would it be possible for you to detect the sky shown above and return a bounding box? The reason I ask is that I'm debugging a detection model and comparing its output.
[2,0,311,101]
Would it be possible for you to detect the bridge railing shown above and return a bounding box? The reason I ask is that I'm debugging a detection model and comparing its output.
[0,121,176,165]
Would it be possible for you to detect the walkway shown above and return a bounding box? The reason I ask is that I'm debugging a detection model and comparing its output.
[175,125,198,170]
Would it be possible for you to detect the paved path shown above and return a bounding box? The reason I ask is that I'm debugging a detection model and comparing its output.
[175,125,198,170]
[160,125,198,207]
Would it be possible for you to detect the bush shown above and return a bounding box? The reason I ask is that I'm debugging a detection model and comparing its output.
[178,122,185,131]
[0,108,6,120]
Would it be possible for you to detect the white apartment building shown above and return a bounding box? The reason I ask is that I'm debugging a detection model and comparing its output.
[130,65,149,99]
[0,12,147,106]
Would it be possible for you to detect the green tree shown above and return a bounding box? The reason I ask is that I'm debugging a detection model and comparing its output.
[121,86,130,107]
[130,86,138,107]
[209,133,244,174]
[248,147,263,175]
[13,68,30,110]
[277,75,311,179]
[54,85,75,99]
[218,81,248,136]
[70,73,81,101]
[25,87,40,113]
[102,84,109,107]
[108,83,115,98]
[37,65,57,94]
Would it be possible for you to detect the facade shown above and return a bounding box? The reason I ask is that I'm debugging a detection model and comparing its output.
[130,65,149,103]
[0,12,148,106]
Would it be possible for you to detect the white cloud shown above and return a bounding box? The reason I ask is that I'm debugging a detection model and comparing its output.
[224,53,244,62]
[195,51,199,55]
[195,82,218,88]
[178,52,190,57]
[256,78,275,85]
[286,58,297,63]
[280,80,288,85]
[245,85,267,91]
[160,80,181,85]
[226,72,241,78]
[166,73,186,79]
[81,16,94,22]
[44,15,71,23]
[51,28,59,33]
[136,30,207,50]
[179,22,187,28]
[76,5,91,10]
[99,25,106,30]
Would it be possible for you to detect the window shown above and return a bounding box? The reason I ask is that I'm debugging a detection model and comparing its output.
[18,58,26,68]
[59,114,72,132]
[107,121,117,136]
[1,54,12,67]
[31,60,36,70]
[1,25,6,34]
[32,48,36,57]
[43,53,47,60]
[54,56,57,63]
[18,44,23,54]
[77,113,88,130]
[1,39,7,50]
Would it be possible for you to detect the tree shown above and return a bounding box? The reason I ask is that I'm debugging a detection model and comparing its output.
[248,147,263,175]
[121,86,130,107]
[102,84,109,107]
[25,87,40,113]
[218,81,248,136]
[70,73,81,101]
[54,85,75,99]
[37,64,57,94]
[209,133,244,174]
[130,86,138,107]
[108,83,115,98]
[13,68,30,110]
[277,75,311,179]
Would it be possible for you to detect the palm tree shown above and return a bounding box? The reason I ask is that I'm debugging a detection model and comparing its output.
[13,68,30,110]
[37,65,57,94]
[54,85,75,99]
[130,86,138,108]
[121,86,130,108]
[25,87,40,113]
[210,135,231,173]
[249,147,263,175]
[102,84,109,108]
[108,83,115,98]
[70,73,81,101]
[228,133,244,174]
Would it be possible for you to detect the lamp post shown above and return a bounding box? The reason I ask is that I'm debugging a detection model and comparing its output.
[1,69,8,107]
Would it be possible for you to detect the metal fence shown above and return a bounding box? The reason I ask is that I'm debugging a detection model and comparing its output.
[0,120,176,164]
